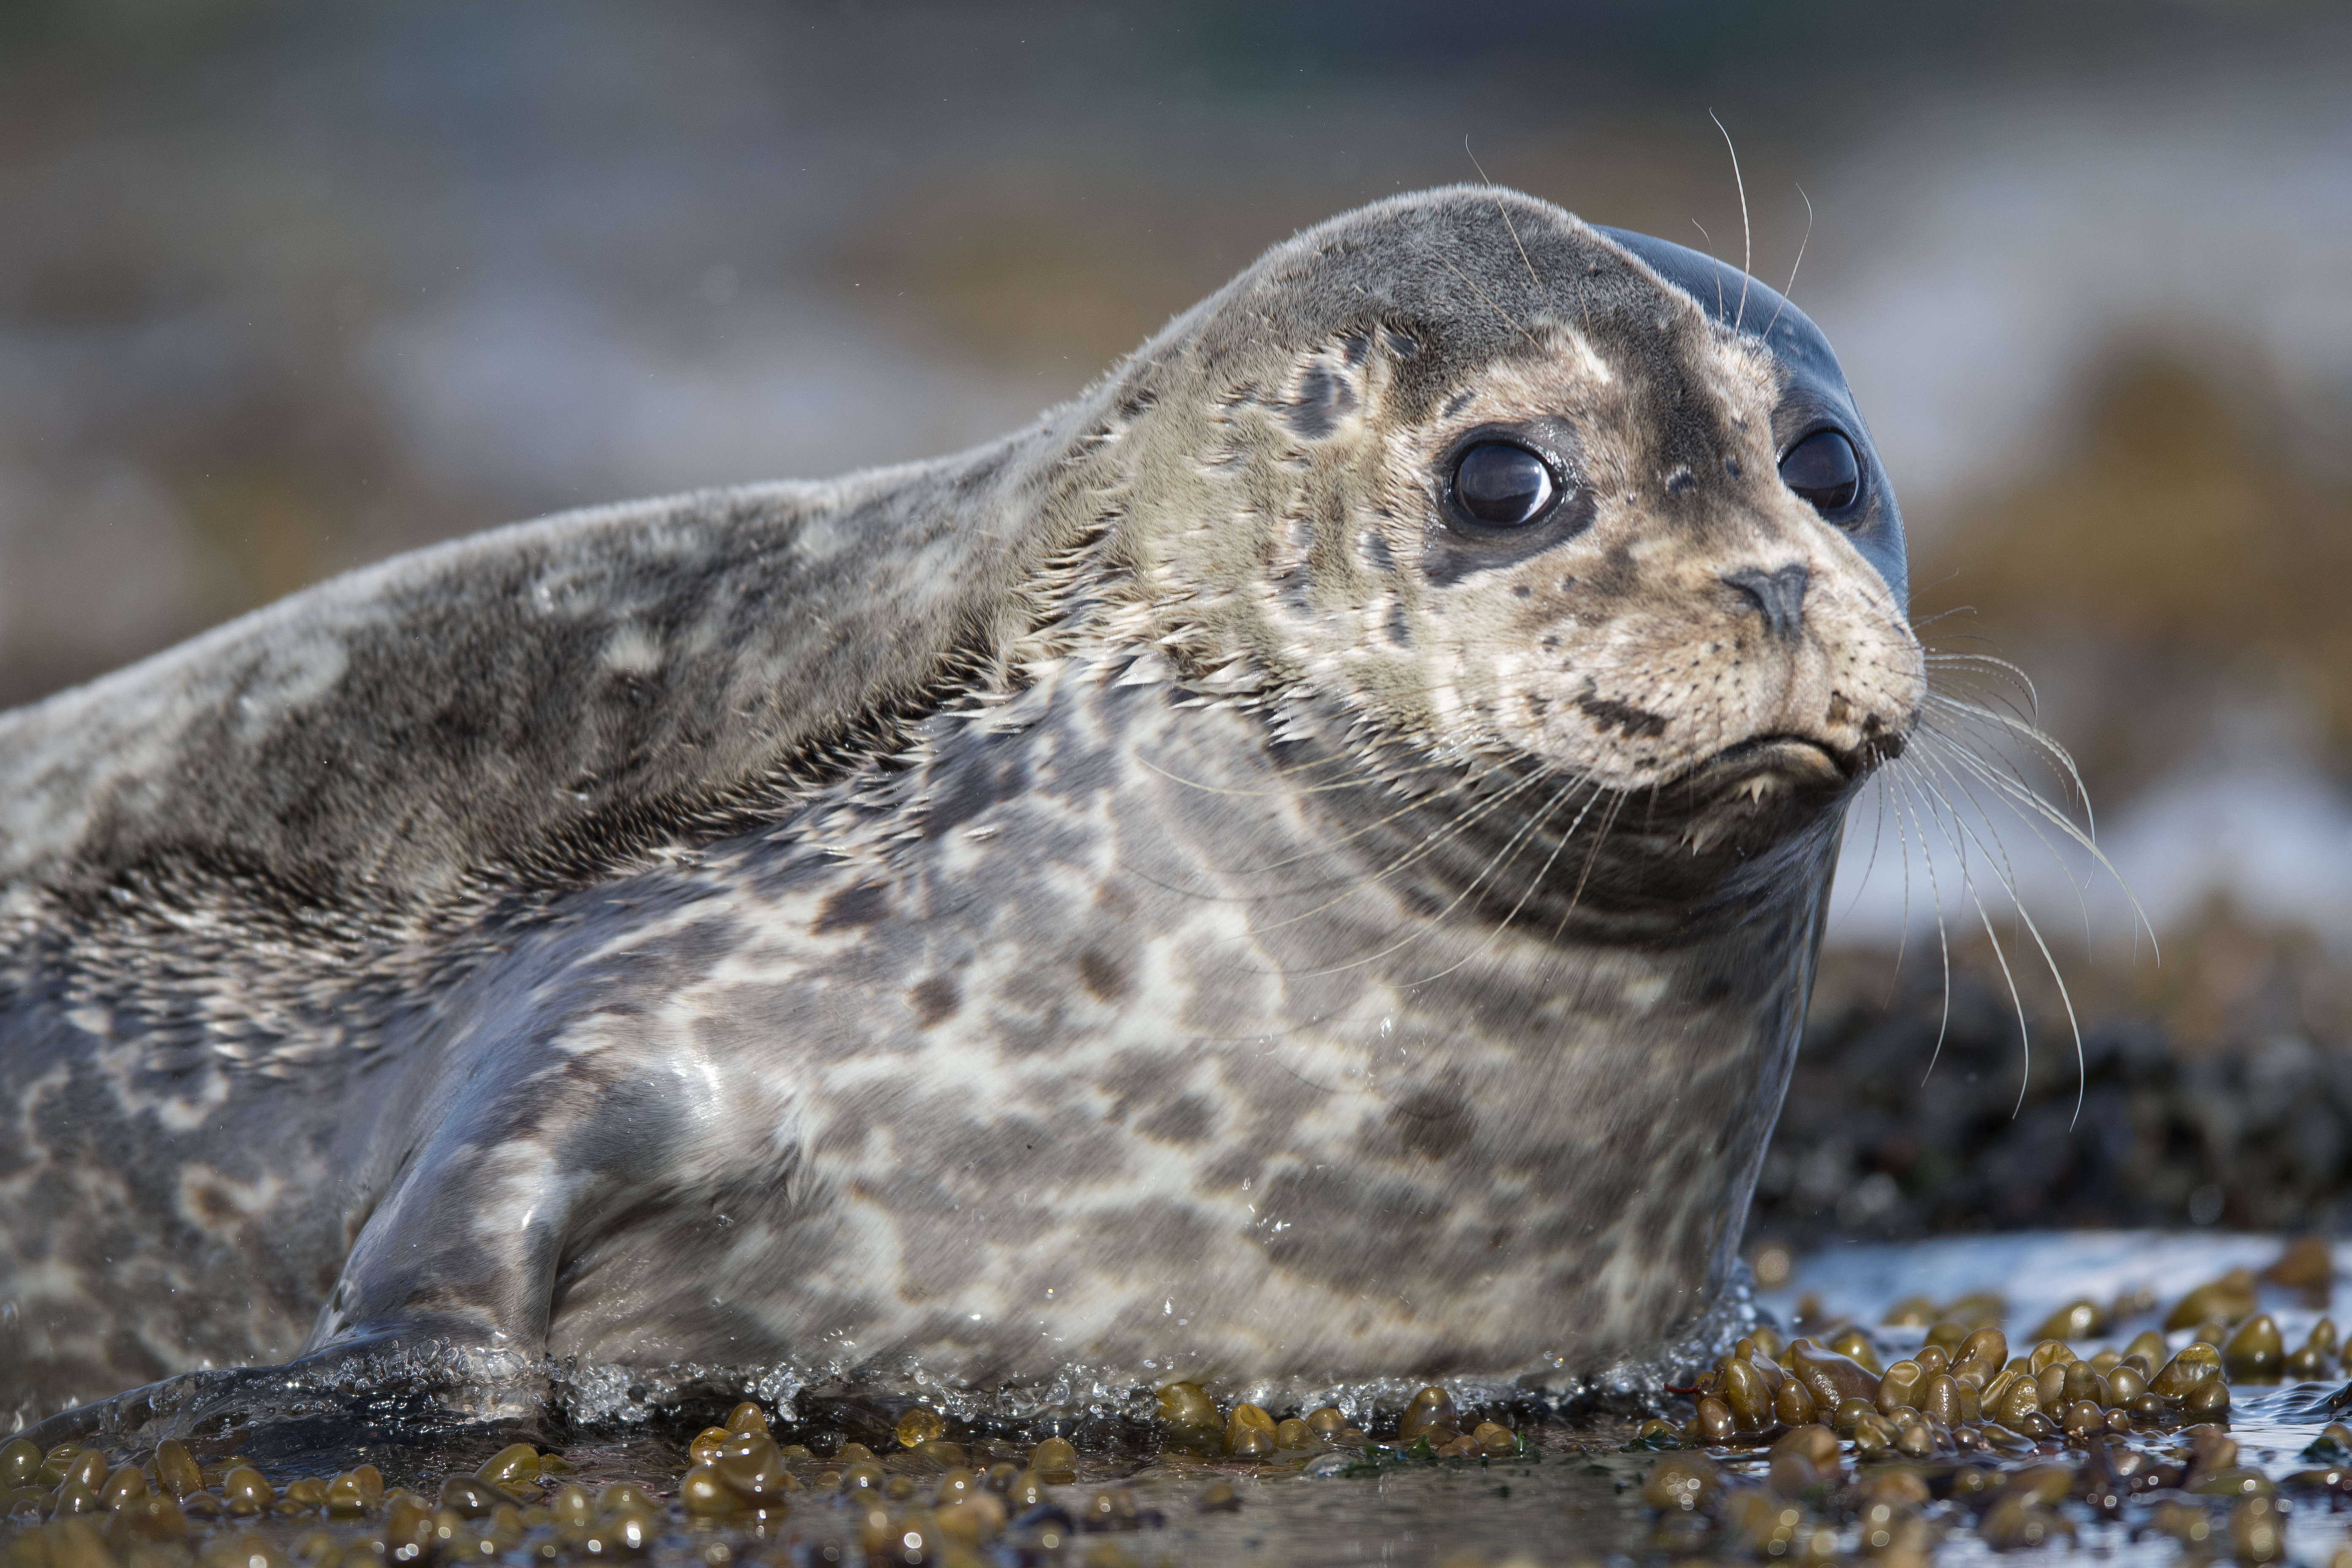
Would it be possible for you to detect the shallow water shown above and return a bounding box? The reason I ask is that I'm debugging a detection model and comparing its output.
[13,1229,2352,1567]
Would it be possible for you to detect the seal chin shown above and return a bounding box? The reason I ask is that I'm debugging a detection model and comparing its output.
[1671,734,1873,857]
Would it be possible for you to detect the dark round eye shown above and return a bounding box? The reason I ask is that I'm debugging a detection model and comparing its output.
[1451,442,1558,528]
[1779,430,1862,516]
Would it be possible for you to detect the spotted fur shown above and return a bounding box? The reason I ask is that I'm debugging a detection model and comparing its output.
[0,188,1922,1432]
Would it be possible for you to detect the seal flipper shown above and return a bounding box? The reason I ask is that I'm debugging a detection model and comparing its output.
[21,1051,630,1451]
[15,1327,548,1463]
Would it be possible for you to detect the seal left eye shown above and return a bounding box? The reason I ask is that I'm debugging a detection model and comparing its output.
[1779,430,1862,517]
[1451,442,1559,528]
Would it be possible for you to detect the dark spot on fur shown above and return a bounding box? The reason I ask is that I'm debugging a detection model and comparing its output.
[812,880,892,933]
[1077,947,1129,1002]
[1337,328,1371,367]
[1388,1090,1476,1161]
[1285,364,1357,440]
[1383,327,1420,358]
[921,732,1031,838]
[1723,455,1742,478]
[1489,1226,1515,1251]
[1385,599,1412,648]
[1577,690,1669,740]
[188,1179,241,1228]
[1137,1094,1215,1146]
[1358,531,1396,573]
[1665,467,1695,493]
[907,975,960,1028]
[1276,514,1317,617]
[1513,583,1531,599]
[1442,387,1476,419]
[1254,1168,1453,1294]
[1094,879,1137,919]
[1398,884,1446,919]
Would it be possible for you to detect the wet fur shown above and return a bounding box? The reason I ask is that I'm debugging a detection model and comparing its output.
[0,188,1922,1430]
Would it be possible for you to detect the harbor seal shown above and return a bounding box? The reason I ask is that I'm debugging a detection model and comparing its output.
[0,186,1920,1440]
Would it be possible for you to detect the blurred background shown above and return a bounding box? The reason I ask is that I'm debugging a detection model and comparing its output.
[3,0,2350,1248]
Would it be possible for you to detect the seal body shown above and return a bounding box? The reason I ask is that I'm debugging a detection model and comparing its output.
[0,188,1922,1430]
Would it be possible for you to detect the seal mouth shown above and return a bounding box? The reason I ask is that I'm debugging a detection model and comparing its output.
[1685,733,1865,794]
[1664,735,1872,858]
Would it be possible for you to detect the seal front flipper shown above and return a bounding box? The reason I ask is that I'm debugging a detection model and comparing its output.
[22,1014,672,1452]
[15,1328,539,1466]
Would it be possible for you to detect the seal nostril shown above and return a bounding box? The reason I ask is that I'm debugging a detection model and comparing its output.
[1723,564,1810,645]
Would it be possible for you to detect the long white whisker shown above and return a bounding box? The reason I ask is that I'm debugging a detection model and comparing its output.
[1922,651,2043,716]
[1915,730,2096,947]
[1921,719,2157,957]
[1394,777,1604,987]
[1549,792,1628,942]
[1920,691,2093,827]
[1889,768,1954,1074]
[1911,742,2089,1127]
[1903,764,2034,1110]
[1135,748,1461,800]
[1921,729,2105,945]
[1763,183,1813,340]
[1709,110,1752,332]
[1465,137,1547,302]
[1438,257,1536,348]
[1241,766,1556,939]
[1297,769,1581,977]
[1833,771,1895,934]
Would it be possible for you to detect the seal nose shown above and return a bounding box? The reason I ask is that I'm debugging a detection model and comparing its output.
[1723,564,1810,645]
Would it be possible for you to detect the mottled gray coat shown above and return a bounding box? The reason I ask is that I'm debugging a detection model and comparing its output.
[0,188,1922,1434]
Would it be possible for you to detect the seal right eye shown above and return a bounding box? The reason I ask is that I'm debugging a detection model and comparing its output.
[1451,442,1559,528]
[1779,430,1862,517]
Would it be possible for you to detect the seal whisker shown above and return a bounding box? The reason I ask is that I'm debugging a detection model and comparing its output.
[1893,758,2039,1111]
[1918,710,2155,952]
[1836,755,1900,927]
[1436,256,1537,347]
[1707,110,1753,332]
[1761,183,1814,341]
[1919,659,2047,742]
[1687,220,1727,318]
[1919,730,2106,954]
[1546,789,1630,945]
[1291,767,1584,978]
[1395,775,1608,987]
[1132,746,1463,802]
[1887,767,1958,1078]
[1913,727,2101,946]
[1900,738,2091,1126]
[1923,649,2044,714]
[1464,136,1550,305]
[1240,764,1560,946]
[1920,689,2097,831]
